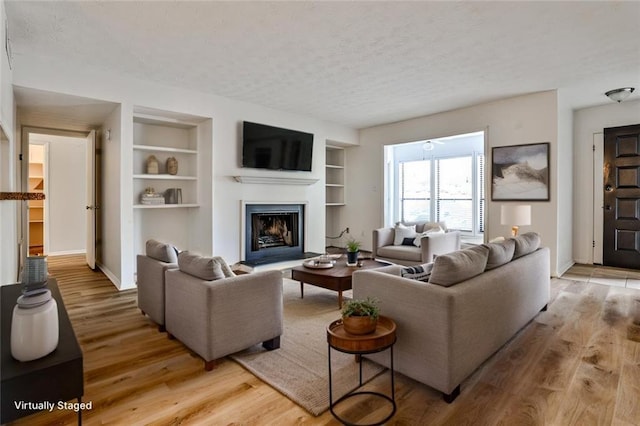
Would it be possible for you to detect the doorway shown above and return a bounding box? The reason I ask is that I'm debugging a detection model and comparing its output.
[22,129,94,267]
[602,124,640,269]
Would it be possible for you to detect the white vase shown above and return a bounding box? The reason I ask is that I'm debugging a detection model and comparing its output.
[11,298,59,362]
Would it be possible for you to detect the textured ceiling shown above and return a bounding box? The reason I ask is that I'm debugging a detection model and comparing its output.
[6,1,640,129]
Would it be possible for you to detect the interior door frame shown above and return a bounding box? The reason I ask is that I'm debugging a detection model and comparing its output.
[20,126,97,266]
[592,132,604,264]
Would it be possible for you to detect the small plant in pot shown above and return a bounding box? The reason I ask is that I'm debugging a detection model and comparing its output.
[341,297,379,335]
[345,238,361,265]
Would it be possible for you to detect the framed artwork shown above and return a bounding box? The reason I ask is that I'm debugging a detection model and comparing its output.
[491,142,550,201]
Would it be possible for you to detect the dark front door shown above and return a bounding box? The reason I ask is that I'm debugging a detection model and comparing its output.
[603,124,640,269]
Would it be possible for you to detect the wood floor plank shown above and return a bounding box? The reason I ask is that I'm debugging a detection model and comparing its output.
[6,255,640,426]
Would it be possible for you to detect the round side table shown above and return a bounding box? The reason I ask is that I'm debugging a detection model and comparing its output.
[326,315,397,426]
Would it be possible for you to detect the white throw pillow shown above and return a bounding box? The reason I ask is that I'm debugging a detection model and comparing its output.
[413,226,445,247]
[393,223,417,246]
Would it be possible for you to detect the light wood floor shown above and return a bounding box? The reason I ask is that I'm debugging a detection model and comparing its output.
[8,255,640,425]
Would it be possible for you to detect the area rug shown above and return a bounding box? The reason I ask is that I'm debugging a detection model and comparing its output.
[229,279,386,416]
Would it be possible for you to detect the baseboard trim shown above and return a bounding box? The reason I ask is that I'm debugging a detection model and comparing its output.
[96,262,122,290]
[47,250,86,257]
[557,260,575,277]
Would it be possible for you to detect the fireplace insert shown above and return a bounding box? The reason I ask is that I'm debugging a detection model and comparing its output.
[244,204,305,264]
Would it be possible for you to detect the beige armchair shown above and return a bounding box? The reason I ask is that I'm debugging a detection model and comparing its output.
[164,252,283,371]
[373,222,461,266]
[136,239,178,331]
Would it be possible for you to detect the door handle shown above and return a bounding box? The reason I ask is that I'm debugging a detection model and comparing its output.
[604,205,612,211]
[605,185,613,192]
[86,206,94,210]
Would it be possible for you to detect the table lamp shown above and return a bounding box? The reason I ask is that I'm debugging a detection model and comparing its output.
[500,204,531,237]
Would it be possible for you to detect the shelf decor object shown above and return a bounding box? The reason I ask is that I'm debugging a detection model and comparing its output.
[146,155,159,174]
[166,156,178,175]
[10,256,59,362]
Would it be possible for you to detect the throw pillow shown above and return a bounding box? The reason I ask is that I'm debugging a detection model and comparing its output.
[401,262,434,281]
[146,239,178,263]
[178,252,225,281]
[401,237,416,246]
[393,223,417,246]
[428,245,490,287]
[483,239,516,270]
[413,226,445,247]
[512,232,541,259]
[422,221,448,232]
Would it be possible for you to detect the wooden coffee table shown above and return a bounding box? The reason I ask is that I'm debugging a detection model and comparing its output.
[291,258,389,309]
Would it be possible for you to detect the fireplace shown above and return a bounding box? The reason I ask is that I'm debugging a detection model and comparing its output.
[244,203,305,265]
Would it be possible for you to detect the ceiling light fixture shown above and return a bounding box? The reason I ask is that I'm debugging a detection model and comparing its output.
[422,141,434,151]
[605,87,635,103]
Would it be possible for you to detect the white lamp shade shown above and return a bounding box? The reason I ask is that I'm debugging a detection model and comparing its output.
[500,204,531,226]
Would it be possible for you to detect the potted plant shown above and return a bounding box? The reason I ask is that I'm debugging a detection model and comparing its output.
[341,297,379,335]
[345,237,361,265]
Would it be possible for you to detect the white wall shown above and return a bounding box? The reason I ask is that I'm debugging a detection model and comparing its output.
[29,134,87,255]
[0,0,17,285]
[573,99,640,265]
[99,106,123,287]
[556,91,574,275]
[353,91,563,275]
[13,53,357,289]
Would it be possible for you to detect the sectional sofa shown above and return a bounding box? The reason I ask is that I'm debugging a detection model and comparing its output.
[353,233,550,402]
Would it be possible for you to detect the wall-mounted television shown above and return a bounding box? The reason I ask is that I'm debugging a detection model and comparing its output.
[242,121,314,171]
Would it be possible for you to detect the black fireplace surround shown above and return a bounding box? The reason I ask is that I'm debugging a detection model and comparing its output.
[244,204,307,265]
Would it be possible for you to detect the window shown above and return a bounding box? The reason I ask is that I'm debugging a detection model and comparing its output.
[437,156,473,231]
[385,132,485,237]
[399,160,430,222]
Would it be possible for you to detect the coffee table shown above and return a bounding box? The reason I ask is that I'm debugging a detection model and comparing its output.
[291,258,389,309]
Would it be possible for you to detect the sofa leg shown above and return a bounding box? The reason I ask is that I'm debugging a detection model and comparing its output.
[541,304,548,312]
[443,385,460,403]
[262,336,280,350]
[204,359,216,371]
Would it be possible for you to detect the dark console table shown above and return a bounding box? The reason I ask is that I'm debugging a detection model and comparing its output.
[1,278,84,424]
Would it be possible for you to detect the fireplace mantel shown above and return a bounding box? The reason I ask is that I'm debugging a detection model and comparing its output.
[233,176,319,185]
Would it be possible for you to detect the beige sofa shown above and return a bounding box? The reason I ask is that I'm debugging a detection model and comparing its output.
[372,221,461,265]
[165,252,283,370]
[353,233,550,402]
[136,239,178,331]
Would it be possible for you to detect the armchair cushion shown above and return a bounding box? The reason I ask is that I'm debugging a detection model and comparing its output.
[428,245,489,287]
[393,223,417,245]
[178,251,225,281]
[146,239,178,263]
[413,226,445,247]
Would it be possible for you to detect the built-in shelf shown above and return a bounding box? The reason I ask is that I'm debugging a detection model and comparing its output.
[233,176,319,185]
[133,174,197,180]
[325,145,346,206]
[133,112,199,129]
[133,144,197,154]
[133,204,199,209]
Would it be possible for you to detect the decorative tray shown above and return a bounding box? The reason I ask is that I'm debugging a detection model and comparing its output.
[303,259,336,269]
